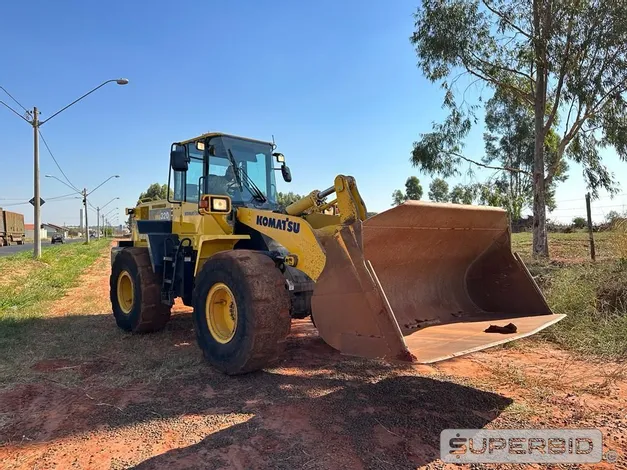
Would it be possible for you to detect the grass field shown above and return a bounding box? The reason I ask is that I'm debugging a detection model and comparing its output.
[511,230,615,262]
[0,239,109,316]
[510,230,627,359]
[0,240,110,384]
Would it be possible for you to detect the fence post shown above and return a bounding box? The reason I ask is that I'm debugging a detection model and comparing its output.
[585,192,596,261]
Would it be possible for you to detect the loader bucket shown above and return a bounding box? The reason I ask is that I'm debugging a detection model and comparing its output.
[311,201,565,363]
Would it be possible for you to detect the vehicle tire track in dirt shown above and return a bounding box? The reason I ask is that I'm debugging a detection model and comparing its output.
[0,242,625,469]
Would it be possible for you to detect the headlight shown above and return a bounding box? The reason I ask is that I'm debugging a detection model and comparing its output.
[211,197,230,212]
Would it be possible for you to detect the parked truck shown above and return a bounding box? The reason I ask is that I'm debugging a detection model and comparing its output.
[0,209,25,246]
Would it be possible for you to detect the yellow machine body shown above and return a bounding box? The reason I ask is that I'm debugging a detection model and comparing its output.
[124,132,564,365]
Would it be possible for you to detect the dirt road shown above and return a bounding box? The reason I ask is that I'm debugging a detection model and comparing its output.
[0,246,625,469]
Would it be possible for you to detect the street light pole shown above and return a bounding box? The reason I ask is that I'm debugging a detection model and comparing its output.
[46,175,119,244]
[96,197,119,239]
[83,189,89,244]
[0,78,128,258]
[33,107,41,257]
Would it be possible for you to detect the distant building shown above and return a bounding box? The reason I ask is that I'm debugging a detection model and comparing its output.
[25,224,47,240]
[42,223,69,238]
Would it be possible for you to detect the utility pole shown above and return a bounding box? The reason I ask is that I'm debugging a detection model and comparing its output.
[96,207,100,239]
[83,188,89,244]
[102,214,106,238]
[0,78,128,258]
[32,107,42,258]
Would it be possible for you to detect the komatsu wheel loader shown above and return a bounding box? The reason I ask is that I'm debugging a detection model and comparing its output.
[110,132,564,374]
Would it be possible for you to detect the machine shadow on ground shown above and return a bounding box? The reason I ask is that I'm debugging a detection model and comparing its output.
[0,312,513,468]
[131,373,512,469]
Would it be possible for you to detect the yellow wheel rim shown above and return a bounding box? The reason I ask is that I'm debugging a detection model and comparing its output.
[117,270,134,315]
[205,283,238,344]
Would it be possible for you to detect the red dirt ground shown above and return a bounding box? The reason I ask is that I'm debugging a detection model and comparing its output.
[0,245,625,469]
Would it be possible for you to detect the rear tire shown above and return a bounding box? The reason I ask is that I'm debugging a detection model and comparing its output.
[193,250,291,375]
[110,247,171,333]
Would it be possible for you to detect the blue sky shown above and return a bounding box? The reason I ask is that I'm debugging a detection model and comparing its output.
[1,0,625,226]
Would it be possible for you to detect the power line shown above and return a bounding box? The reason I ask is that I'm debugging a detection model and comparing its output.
[550,203,627,212]
[38,130,80,193]
[553,193,627,203]
[0,85,29,114]
[47,192,79,200]
[0,196,81,207]
[0,201,29,207]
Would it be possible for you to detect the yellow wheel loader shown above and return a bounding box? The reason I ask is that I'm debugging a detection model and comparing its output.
[110,132,564,374]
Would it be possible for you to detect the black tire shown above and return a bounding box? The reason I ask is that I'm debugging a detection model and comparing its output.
[110,247,171,333]
[192,250,291,375]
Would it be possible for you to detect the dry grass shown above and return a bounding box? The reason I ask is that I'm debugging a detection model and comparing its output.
[539,261,627,359]
[610,219,627,261]
[510,230,627,360]
[511,230,616,263]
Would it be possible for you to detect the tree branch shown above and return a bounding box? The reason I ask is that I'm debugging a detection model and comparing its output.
[449,151,532,175]
[462,58,534,104]
[469,50,536,84]
[590,77,627,117]
[547,101,585,184]
[544,11,575,133]
[481,0,533,39]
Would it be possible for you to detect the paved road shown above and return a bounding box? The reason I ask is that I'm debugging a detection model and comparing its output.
[0,238,84,257]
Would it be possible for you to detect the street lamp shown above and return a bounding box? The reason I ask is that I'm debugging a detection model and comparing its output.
[96,197,119,239]
[103,207,119,238]
[103,206,119,218]
[46,174,120,244]
[0,78,128,258]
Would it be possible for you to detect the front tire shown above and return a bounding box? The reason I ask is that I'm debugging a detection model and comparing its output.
[193,250,291,375]
[110,247,171,333]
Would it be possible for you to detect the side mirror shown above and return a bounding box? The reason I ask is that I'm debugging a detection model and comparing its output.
[281,164,292,183]
[170,144,189,172]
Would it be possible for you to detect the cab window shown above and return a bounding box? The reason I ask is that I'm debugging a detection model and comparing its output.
[172,142,204,203]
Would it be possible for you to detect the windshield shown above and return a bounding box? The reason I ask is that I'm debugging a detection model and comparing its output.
[206,136,277,206]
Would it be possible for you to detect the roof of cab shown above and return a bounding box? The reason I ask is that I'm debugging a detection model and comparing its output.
[178,132,273,146]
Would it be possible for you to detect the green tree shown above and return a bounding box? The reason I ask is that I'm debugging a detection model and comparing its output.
[392,177,424,206]
[138,183,171,203]
[410,0,627,258]
[572,217,587,229]
[428,178,450,202]
[483,89,566,219]
[405,176,423,201]
[449,184,475,205]
[605,210,623,225]
[391,189,406,206]
[277,191,304,207]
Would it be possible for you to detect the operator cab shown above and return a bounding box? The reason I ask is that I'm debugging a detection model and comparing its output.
[169,133,291,211]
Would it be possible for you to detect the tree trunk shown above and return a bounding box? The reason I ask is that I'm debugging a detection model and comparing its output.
[532,0,549,259]
[532,75,548,258]
[531,156,548,258]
